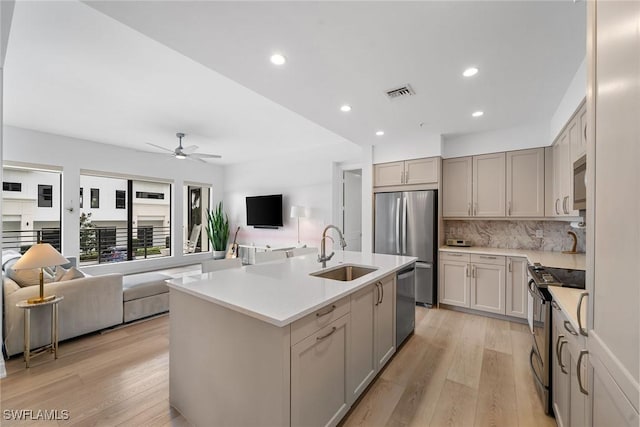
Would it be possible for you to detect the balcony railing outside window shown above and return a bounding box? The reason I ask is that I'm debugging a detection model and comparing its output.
[79,226,171,265]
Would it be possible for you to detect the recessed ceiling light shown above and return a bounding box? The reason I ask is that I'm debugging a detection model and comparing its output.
[463,67,479,77]
[340,105,352,112]
[472,111,484,118]
[270,53,286,65]
[376,130,385,136]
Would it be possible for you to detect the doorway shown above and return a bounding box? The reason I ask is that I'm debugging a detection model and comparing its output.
[342,169,362,251]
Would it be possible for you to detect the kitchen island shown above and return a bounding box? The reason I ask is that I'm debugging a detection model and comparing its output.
[167,251,416,427]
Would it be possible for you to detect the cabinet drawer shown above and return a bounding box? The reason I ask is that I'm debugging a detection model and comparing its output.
[292,296,350,344]
[440,252,470,262]
[470,254,505,266]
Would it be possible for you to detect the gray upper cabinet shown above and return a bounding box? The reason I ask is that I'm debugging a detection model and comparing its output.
[442,156,473,217]
[506,148,545,217]
[473,152,506,217]
[374,157,439,187]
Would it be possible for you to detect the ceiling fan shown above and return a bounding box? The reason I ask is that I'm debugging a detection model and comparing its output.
[147,132,221,162]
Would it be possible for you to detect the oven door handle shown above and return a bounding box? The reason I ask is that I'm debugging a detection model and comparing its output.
[529,348,546,389]
[528,280,544,302]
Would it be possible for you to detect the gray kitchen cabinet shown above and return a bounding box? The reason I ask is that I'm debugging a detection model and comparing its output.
[374,157,439,187]
[291,314,351,427]
[473,152,506,217]
[439,252,471,307]
[442,157,473,217]
[469,254,506,315]
[505,257,528,319]
[506,148,545,217]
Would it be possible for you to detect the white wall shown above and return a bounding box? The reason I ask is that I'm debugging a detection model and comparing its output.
[441,121,549,158]
[3,125,225,275]
[372,133,442,163]
[224,146,360,250]
[549,57,586,142]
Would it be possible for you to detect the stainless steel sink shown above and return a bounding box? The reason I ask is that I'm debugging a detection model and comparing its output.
[310,264,378,282]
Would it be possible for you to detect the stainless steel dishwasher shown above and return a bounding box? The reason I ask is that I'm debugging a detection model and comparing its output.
[396,264,416,347]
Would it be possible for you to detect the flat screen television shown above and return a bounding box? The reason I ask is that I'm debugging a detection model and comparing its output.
[246,194,283,228]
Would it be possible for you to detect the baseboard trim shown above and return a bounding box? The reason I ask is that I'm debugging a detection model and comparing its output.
[101,312,169,334]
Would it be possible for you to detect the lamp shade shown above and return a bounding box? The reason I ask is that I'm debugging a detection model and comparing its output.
[290,206,306,219]
[12,243,69,270]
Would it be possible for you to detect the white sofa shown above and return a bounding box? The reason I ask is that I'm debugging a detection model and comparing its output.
[3,272,123,357]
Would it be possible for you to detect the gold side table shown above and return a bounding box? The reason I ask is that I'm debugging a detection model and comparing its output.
[16,296,64,368]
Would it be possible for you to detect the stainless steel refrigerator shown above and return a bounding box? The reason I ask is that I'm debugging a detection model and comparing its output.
[374,190,437,306]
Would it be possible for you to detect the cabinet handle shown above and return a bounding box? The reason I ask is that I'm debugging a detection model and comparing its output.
[563,196,569,214]
[380,281,384,304]
[374,283,379,306]
[474,203,478,216]
[584,122,587,143]
[449,253,464,257]
[508,260,512,272]
[479,255,497,260]
[316,327,337,341]
[467,202,471,216]
[405,170,409,183]
[558,339,569,374]
[400,170,404,184]
[577,350,589,395]
[507,201,511,216]
[563,320,578,336]
[555,198,560,215]
[465,264,470,277]
[577,292,589,336]
[472,265,476,278]
[551,300,560,311]
[316,305,336,318]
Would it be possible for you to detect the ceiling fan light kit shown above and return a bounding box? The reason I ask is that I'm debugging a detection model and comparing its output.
[146,132,222,162]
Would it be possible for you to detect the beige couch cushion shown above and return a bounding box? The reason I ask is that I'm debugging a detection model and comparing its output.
[123,272,170,301]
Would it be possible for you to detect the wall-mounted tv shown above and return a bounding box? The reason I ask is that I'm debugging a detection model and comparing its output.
[246,194,283,228]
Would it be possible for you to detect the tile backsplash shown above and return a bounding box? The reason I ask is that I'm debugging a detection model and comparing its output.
[444,220,586,253]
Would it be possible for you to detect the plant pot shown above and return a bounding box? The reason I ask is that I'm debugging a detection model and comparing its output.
[213,250,226,259]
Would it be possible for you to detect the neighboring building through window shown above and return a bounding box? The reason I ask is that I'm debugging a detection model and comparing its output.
[136,191,164,200]
[90,188,100,208]
[115,190,126,209]
[3,182,22,192]
[38,184,53,207]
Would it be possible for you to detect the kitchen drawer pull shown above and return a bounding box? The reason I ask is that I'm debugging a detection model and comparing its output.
[563,320,578,336]
[558,338,568,374]
[555,333,563,363]
[577,292,588,336]
[551,301,560,311]
[479,256,497,259]
[449,253,464,257]
[563,196,569,214]
[316,305,336,318]
[380,281,384,304]
[577,350,589,395]
[555,198,560,215]
[316,327,337,341]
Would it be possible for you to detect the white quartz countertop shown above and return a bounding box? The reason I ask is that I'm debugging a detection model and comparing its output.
[548,286,588,333]
[439,246,586,270]
[167,251,416,327]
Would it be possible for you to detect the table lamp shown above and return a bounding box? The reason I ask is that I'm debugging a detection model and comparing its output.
[290,206,307,244]
[12,243,69,304]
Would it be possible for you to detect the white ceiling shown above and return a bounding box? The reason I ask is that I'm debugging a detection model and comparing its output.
[4,1,585,164]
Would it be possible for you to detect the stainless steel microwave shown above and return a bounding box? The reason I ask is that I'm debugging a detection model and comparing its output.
[573,155,586,210]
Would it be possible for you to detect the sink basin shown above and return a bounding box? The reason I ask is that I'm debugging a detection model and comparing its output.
[310,264,378,282]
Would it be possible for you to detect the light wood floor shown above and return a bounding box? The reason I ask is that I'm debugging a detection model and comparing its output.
[1,308,557,426]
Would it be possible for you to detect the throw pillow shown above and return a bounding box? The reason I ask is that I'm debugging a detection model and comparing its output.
[54,266,67,282]
[1,250,22,271]
[6,266,54,288]
[59,267,86,282]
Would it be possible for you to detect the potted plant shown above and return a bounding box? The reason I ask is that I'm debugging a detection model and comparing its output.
[206,201,230,259]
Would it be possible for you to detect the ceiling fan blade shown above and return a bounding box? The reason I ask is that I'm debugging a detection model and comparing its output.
[182,145,198,154]
[146,142,175,153]
[191,153,222,159]
[188,155,207,163]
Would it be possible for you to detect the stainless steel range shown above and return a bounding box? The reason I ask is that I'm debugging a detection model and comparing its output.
[527,263,585,415]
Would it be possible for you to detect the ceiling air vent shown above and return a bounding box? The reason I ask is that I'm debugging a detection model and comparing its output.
[385,84,415,100]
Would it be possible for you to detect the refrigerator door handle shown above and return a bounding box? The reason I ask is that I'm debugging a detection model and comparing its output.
[395,197,401,254]
[402,196,408,255]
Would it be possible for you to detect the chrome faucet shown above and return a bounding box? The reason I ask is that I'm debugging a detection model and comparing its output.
[318,225,347,267]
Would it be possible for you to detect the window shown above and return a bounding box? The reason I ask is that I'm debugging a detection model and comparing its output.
[115,190,126,209]
[183,185,211,254]
[2,167,61,253]
[90,188,99,208]
[79,174,171,266]
[80,188,83,208]
[3,182,22,192]
[38,184,53,207]
[136,191,164,200]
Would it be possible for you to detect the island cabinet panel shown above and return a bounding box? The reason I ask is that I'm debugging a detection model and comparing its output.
[291,314,350,427]
[375,275,396,367]
[348,285,377,402]
[169,289,291,427]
